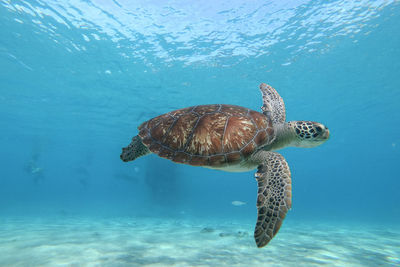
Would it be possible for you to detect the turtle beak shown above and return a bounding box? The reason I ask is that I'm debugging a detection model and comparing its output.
[324,128,330,139]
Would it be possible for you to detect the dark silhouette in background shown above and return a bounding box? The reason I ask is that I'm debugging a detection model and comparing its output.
[24,146,44,184]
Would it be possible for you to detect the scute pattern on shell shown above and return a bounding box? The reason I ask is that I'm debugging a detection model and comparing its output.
[138,104,275,167]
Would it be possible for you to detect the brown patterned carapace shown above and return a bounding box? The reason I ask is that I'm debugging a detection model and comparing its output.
[138,104,275,167]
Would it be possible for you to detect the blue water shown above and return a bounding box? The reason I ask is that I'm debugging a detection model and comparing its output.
[1,0,399,266]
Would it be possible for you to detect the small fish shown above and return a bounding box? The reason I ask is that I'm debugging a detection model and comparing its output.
[31,167,42,174]
[231,200,247,206]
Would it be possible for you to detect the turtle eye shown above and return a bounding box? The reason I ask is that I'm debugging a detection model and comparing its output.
[315,126,323,133]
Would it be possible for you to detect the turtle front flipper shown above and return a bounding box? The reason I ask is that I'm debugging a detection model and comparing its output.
[259,83,286,124]
[251,150,292,247]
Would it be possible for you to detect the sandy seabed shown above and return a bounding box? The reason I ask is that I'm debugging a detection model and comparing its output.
[0,216,399,267]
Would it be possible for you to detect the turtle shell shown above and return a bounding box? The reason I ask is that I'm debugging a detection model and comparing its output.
[138,104,275,167]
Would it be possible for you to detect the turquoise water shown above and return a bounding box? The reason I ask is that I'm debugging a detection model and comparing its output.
[1,0,399,266]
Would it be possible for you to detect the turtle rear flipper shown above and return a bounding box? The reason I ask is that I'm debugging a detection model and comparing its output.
[251,151,292,247]
[120,136,150,162]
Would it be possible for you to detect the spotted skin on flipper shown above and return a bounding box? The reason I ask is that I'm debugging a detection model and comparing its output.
[251,151,292,248]
[120,136,150,162]
[259,83,286,125]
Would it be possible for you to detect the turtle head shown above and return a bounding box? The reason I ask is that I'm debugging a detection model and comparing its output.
[268,121,329,151]
[289,121,330,148]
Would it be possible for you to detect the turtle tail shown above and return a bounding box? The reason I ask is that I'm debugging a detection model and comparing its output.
[120,135,150,162]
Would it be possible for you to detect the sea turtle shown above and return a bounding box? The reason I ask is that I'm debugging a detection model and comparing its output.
[120,83,330,248]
